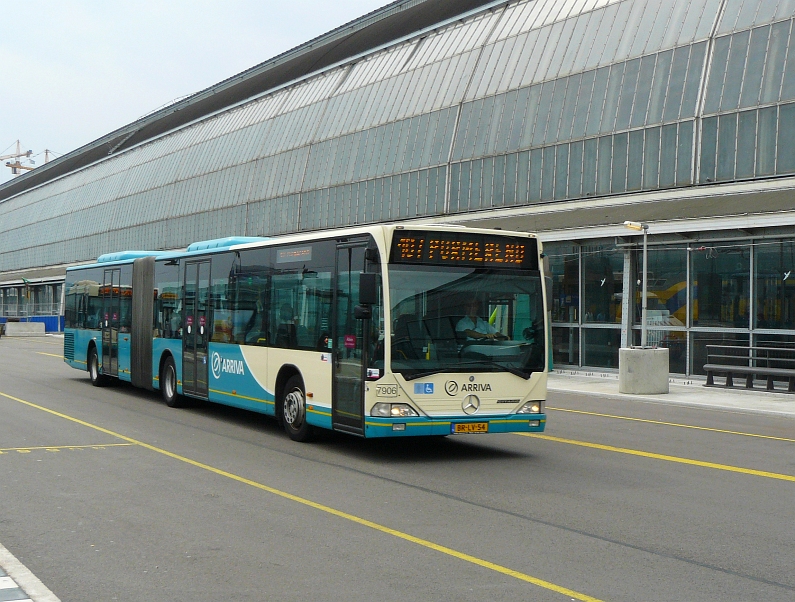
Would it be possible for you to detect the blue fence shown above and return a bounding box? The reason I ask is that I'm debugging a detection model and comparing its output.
[0,316,63,332]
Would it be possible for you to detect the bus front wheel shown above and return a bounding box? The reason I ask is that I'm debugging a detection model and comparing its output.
[161,356,183,408]
[282,375,315,442]
[88,347,108,387]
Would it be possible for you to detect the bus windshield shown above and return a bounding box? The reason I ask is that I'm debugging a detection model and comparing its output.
[388,265,545,380]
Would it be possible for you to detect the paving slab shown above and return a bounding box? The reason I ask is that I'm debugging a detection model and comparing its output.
[548,370,795,417]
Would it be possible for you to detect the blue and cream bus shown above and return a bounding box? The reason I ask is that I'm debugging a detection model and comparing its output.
[64,225,548,441]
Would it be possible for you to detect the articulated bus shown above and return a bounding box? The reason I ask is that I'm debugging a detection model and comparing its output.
[64,225,549,441]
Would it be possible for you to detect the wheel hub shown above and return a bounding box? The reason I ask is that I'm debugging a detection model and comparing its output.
[284,389,305,427]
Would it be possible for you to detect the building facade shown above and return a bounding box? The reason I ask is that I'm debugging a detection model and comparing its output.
[1,0,794,375]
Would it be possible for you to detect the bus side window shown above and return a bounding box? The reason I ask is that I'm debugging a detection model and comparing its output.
[270,270,333,351]
[88,290,102,329]
[271,274,301,349]
[209,253,235,343]
[154,260,182,339]
[242,287,269,346]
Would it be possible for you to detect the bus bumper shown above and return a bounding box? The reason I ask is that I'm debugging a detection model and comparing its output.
[363,414,546,438]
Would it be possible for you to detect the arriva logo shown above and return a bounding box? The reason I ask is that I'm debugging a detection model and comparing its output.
[461,383,492,392]
[444,380,492,396]
[211,351,245,380]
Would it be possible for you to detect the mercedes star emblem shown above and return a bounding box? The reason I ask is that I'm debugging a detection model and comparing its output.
[462,395,480,415]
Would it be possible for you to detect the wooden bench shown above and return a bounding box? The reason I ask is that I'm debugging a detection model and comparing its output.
[704,345,795,393]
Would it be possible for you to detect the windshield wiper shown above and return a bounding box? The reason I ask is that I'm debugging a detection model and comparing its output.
[402,368,448,381]
[456,359,532,379]
[401,360,533,381]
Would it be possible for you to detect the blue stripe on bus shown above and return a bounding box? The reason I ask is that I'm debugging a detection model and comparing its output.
[307,406,333,430]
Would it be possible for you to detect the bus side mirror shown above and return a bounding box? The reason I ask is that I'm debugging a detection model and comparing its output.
[358,272,378,306]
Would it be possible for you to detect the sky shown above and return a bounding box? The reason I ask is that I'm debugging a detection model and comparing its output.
[0,0,388,185]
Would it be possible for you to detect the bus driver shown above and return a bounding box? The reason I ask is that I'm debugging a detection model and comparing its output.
[456,299,506,341]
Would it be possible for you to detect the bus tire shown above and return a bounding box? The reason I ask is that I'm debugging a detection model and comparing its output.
[282,375,315,442]
[161,356,183,408]
[88,347,108,387]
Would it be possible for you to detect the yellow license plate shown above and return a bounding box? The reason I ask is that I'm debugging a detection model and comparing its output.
[452,422,489,434]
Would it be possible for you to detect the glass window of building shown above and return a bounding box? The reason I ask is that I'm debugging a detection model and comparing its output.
[580,243,623,369]
[755,239,795,330]
[632,247,688,374]
[691,243,751,328]
[634,247,688,327]
[754,332,795,353]
[8,287,22,318]
[547,243,579,324]
[582,328,621,369]
[691,331,749,376]
[582,244,622,324]
[552,325,580,367]
[547,242,579,367]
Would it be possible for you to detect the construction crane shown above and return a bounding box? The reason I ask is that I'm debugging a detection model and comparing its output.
[2,140,34,175]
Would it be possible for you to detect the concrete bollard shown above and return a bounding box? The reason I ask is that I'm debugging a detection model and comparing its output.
[619,347,669,394]
[4,322,46,337]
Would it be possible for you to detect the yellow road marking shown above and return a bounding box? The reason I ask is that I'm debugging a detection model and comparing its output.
[0,443,133,454]
[37,352,64,359]
[548,407,795,444]
[519,433,795,482]
[0,390,602,602]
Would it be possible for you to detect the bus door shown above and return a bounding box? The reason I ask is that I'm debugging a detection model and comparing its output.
[101,268,120,377]
[183,260,211,399]
[332,243,368,434]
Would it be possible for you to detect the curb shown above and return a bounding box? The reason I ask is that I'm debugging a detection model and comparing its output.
[0,543,60,602]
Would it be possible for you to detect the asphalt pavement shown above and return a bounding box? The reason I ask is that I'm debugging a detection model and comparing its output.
[0,337,795,602]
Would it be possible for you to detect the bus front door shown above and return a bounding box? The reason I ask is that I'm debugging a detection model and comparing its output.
[183,260,211,399]
[333,243,367,435]
[101,268,120,378]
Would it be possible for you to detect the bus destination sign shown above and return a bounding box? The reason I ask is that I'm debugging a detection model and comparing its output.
[390,230,537,269]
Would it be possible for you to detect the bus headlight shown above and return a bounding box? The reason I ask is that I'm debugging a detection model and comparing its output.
[371,403,419,418]
[517,401,544,414]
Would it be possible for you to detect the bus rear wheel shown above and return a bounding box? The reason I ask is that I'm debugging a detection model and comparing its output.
[161,356,183,408]
[88,347,108,387]
[282,375,315,442]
